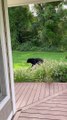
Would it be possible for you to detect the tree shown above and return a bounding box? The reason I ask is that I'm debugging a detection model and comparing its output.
[34,1,67,50]
[8,6,34,48]
[9,2,67,51]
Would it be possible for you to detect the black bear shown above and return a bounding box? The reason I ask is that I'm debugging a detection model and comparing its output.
[27,58,43,67]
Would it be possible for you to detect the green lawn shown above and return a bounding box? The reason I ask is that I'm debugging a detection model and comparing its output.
[13,51,67,70]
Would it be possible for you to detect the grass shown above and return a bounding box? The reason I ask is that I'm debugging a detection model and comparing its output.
[13,51,67,70]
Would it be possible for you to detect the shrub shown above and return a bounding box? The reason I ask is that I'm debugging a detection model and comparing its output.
[16,41,33,51]
[14,61,67,82]
[52,65,67,82]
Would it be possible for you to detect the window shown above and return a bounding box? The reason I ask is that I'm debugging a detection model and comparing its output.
[0,42,6,102]
[0,86,1,94]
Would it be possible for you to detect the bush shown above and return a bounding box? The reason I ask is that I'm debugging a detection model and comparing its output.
[14,61,67,82]
[14,42,66,52]
[52,65,67,82]
[16,41,33,51]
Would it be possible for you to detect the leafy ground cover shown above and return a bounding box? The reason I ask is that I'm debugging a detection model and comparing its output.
[14,60,67,82]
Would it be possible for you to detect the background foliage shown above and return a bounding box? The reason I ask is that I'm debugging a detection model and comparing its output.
[8,1,67,52]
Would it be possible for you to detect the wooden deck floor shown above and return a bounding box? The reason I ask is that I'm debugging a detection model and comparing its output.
[13,83,67,120]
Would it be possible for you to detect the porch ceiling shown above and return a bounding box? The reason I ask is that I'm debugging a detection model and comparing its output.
[7,0,62,7]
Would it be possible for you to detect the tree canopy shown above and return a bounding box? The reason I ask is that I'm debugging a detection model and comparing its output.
[8,1,67,51]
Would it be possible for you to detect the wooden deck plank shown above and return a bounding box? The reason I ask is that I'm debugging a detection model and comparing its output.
[15,83,67,110]
[39,83,46,100]
[13,83,67,120]
[20,83,34,107]
[33,83,42,102]
[27,83,38,105]
[22,109,67,116]
[15,83,22,94]
[44,83,50,97]
[18,118,60,120]
[53,83,59,93]
[63,83,67,90]
[20,112,67,120]
[13,111,21,120]
[16,83,30,109]
[18,118,52,120]
[35,102,67,108]
[32,105,67,111]
[50,83,54,95]
[16,83,26,102]
[58,83,63,92]
[47,100,67,104]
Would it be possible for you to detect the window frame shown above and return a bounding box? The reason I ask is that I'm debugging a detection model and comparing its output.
[0,93,2,99]
[0,0,10,110]
[0,81,2,98]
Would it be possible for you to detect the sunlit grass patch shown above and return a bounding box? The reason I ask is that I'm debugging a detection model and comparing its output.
[13,51,67,70]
